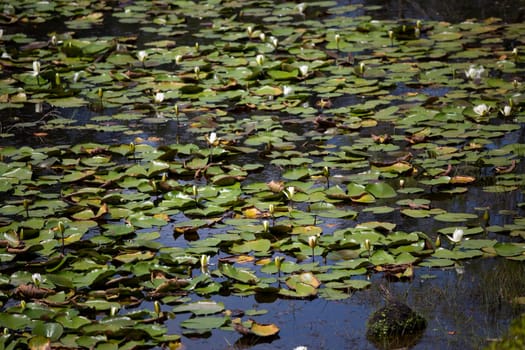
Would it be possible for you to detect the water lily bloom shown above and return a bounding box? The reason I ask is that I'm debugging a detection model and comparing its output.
[154,92,164,104]
[284,186,295,200]
[299,65,309,77]
[263,220,269,233]
[274,256,284,269]
[512,47,518,61]
[501,105,512,117]
[448,228,464,243]
[270,36,278,48]
[175,55,183,64]
[308,235,318,249]
[464,64,484,80]
[246,26,253,37]
[32,60,40,76]
[359,62,366,74]
[73,71,82,83]
[364,239,371,251]
[200,254,210,274]
[154,300,161,315]
[206,132,218,146]
[296,2,305,15]
[323,166,330,178]
[256,54,265,66]
[137,50,147,63]
[200,254,210,267]
[57,221,65,234]
[293,347,308,350]
[283,85,293,97]
[473,103,490,116]
[110,306,119,316]
[259,32,266,42]
[334,33,341,49]
[32,273,42,287]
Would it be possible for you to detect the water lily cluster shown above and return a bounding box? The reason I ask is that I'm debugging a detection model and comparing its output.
[0,1,524,349]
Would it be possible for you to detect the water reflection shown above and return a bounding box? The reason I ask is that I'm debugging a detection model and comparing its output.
[170,256,524,349]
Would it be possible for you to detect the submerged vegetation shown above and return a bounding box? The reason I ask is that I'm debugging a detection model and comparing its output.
[0,0,524,349]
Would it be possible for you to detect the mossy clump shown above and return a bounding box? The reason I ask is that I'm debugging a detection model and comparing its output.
[485,313,525,350]
[367,301,427,339]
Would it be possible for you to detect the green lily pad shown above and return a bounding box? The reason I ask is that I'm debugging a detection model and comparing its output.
[180,316,228,330]
[172,300,225,315]
[433,212,479,222]
[219,263,259,284]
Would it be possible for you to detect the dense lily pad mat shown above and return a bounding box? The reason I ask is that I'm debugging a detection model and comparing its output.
[0,0,525,348]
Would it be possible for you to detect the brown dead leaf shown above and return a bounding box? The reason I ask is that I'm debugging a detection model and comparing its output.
[267,180,284,193]
[450,175,476,184]
[15,284,54,299]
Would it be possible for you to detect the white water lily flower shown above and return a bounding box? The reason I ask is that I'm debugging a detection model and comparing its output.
[296,2,306,15]
[270,36,278,48]
[154,92,164,104]
[259,32,266,42]
[293,347,308,350]
[364,239,371,251]
[283,85,293,97]
[308,235,318,249]
[137,50,148,62]
[256,54,265,66]
[73,71,82,83]
[206,132,218,146]
[284,186,295,200]
[473,103,490,116]
[0,29,3,40]
[32,61,40,76]
[175,55,183,64]
[501,105,512,116]
[447,228,464,243]
[32,273,42,286]
[464,64,484,80]
[299,65,309,77]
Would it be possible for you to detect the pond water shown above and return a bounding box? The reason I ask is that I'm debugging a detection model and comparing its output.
[1,1,525,349]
